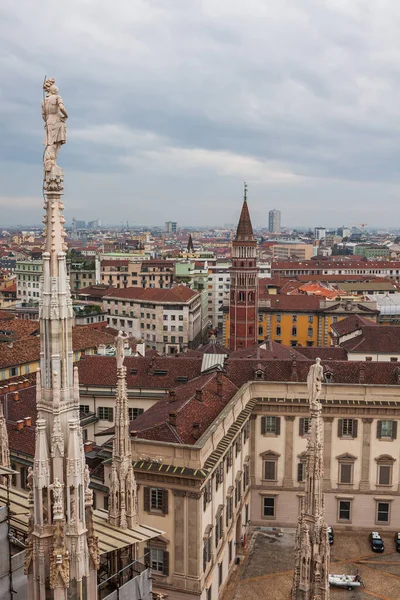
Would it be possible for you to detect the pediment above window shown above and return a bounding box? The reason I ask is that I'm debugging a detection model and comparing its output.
[260,450,281,459]
[336,453,357,462]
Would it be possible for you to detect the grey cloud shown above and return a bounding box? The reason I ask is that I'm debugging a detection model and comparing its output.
[1,0,400,226]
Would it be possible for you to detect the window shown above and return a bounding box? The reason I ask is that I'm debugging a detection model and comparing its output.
[144,487,168,514]
[226,447,233,471]
[376,501,390,523]
[228,540,233,563]
[338,419,358,438]
[80,404,90,414]
[226,495,233,526]
[276,326,281,336]
[263,497,275,518]
[297,461,306,483]
[128,407,144,420]
[104,495,109,511]
[339,463,353,484]
[258,326,263,336]
[338,500,351,521]
[378,465,392,485]
[215,462,224,490]
[264,460,276,481]
[97,407,113,421]
[179,315,183,321]
[308,316,314,324]
[150,548,169,575]
[21,467,28,490]
[203,532,212,571]
[235,477,242,506]
[276,315,281,323]
[299,418,311,437]
[377,420,397,440]
[203,480,212,510]
[215,509,223,547]
[207,588,212,600]
[307,327,313,338]
[292,315,297,323]
[218,562,223,587]
[11,463,17,487]
[261,416,281,435]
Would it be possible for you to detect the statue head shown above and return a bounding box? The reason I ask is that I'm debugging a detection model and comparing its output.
[316,357,321,365]
[43,78,58,95]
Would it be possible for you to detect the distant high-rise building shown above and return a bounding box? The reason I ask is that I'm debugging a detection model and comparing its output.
[337,226,350,238]
[165,221,177,234]
[314,227,326,240]
[268,209,281,233]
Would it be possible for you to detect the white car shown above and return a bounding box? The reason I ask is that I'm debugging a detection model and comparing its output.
[329,574,361,590]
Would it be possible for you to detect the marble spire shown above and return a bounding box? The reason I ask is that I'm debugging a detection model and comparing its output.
[25,78,99,600]
[292,358,330,600]
[108,331,138,529]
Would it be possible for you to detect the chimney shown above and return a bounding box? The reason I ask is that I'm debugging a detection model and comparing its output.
[13,391,19,402]
[97,344,106,356]
[84,441,93,453]
[291,359,298,382]
[168,390,176,401]
[169,412,177,427]
[24,416,32,427]
[359,362,366,384]
[16,420,24,431]
[216,371,223,397]
[192,423,200,440]
[195,389,203,402]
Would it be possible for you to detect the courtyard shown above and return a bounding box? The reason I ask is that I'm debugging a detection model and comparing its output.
[223,528,400,600]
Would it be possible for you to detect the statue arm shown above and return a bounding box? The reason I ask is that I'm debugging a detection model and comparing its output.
[41,101,46,122]
[58,97,68,119]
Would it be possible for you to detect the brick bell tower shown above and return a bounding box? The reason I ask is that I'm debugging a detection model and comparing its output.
[229,183,259,350]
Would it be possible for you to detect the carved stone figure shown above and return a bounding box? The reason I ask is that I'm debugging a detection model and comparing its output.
[50,478,64,520]
[307,357,324,405]
[116,330,128,369]
[42,78,68,174]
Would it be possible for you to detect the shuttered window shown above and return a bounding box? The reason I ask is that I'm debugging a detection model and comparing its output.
[261,416,281,435]
[144,487,168,514]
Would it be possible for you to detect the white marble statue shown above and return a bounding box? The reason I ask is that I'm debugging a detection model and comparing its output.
[116,330,129,369]
[42,78,68,174]
[307,357,324,405]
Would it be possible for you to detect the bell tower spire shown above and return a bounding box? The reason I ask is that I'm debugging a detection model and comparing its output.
[228,183,259,350]
[25,78,99,600]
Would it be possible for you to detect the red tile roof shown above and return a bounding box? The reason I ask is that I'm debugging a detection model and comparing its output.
[331,314,376,337]
[104,285,198,303]
[341,326,400,354]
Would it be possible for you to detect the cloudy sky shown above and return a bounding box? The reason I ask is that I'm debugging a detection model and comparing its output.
[1,0,400,228]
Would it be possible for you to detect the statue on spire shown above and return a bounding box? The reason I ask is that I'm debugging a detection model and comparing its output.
[42,78,68,175]
[292,359,330,600]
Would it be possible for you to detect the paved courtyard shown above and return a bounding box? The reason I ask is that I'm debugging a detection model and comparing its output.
[223,528,400,600]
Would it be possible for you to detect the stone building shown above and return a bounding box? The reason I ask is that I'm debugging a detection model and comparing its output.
[103,285,205,353]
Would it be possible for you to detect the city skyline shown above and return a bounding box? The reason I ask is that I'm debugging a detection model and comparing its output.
[2,2,400,226]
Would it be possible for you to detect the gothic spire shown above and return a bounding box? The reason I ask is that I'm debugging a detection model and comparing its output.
[235,182,254,241]
[108,332,138,529]
[292,359,330,600]
[26,78,98,600]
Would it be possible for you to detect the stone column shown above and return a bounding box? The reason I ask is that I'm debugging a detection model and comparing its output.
[250,415,257,486]
[187,492,201,584]
[283,416,295,487]
[360,418,373,491]
[173,490,186,575]
[323,417,333,489]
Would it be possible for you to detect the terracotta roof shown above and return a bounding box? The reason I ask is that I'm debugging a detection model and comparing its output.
[77,285,113,298]
[331,314,376,337]
[295,347,348,361]
[235,200,254,241]
[129,372,238,444]
[0,326,115,369]
[78,354,203,388]
[0,318,39,341]
[104,285,198,303]
[341,326,400,354]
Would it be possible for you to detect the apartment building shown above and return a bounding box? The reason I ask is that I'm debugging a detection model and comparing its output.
[272,243,314,261]
[101,258,174,289]
[15,259,42,303]
[103,285,205,353]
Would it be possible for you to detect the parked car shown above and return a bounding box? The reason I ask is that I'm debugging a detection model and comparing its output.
[328,526,334,545]
[394,532,400,552]
[369,532,384,553]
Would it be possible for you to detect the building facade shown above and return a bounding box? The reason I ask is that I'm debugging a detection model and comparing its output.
[103,286,205,353]
[15,260,42,303]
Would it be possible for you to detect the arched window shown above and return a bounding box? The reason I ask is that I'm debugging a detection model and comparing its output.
[239,292,245,302]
